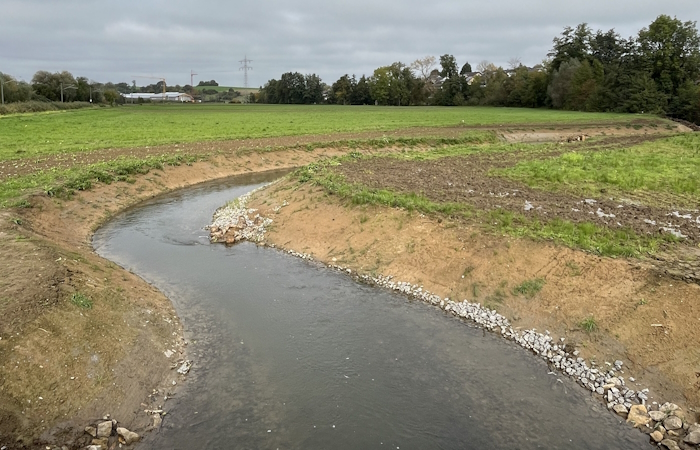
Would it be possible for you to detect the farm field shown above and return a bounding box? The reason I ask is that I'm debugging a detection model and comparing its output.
[0,104,641,160]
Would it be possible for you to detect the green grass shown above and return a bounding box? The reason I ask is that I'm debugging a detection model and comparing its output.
[0,153,200,207]
[294,152,668,258]
[0,104,637,162]
[487,209,668,257]
[579,316,598,333]
[512,278,546,298]
[70,292,93,309]
[495,133,700,199]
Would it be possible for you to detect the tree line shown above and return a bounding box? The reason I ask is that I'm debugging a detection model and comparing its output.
[0,71,208,105]
[255,15,700,124]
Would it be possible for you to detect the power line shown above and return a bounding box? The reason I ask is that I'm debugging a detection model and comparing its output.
[239,55,253,88]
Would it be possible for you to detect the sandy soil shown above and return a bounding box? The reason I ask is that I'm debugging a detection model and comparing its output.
[0,121,696,448]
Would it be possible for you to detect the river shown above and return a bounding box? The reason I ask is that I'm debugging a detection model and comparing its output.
[93,170,647,449]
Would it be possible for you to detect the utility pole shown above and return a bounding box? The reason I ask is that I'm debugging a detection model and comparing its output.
[239,55,253,88]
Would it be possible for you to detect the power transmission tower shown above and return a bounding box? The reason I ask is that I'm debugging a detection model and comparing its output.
[239,55,253,88]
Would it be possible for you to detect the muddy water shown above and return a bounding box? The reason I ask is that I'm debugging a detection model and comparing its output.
[93,171,647,449]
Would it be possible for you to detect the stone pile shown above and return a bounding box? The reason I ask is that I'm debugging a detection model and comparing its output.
[83,416,140,449]
[209,188,273,244]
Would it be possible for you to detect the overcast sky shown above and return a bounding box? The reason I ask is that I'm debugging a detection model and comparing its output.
[1,0,697,88]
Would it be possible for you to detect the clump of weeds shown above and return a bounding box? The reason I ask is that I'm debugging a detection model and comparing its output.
[512,278,545,298]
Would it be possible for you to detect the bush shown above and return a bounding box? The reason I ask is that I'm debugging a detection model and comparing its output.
[0,101,96,116]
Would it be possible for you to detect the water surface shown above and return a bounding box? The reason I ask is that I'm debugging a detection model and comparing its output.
[93,171,647,449]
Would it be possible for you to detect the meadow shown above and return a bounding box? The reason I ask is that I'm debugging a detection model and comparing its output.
[0,103,636,161]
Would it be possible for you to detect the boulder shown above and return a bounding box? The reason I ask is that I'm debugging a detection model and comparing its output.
[660,439,680,450]
[684,431,700,445]
[627,405,651,428]
[84,425,97,437]
[96,420,113,438]
[650,430,664,443]
[649,410,667,422]
[613,404,628,417]
[660,402,680,414]
[689,423,700,434]
[664,415,683,431]
[117,427,140,445]
[661,439,681,450]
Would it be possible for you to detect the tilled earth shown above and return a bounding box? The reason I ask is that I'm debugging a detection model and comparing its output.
[334,139,700,281]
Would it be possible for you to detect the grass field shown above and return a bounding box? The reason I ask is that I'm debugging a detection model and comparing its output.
[496,133,700,200]
[0,104,638,161]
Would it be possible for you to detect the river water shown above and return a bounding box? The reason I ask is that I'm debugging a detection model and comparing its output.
[93,171,647,449]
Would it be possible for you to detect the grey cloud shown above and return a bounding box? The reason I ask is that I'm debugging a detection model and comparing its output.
[1,0,698,87]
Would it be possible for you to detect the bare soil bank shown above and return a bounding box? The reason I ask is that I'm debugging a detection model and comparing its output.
[248,181,700,422]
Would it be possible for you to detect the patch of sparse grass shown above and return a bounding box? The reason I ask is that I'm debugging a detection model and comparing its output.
[512,278,546,298]
[70,292,93,309]
[0,153,200,207]
[472,283,480,298]
[359,214,369,224]
[579,316,598,333]
[485,288,508,309]
[488,209,662,257]
[495,133,700,199]
[295,157,472,218]
[462,265,475,278]
[566,260,582,276]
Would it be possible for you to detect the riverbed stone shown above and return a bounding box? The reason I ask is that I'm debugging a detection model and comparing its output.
[660,439,681,450]
[650,410,668,421]
[684,430,700,445]
[689,424,700,434]
[664,415,683,431]
[84,425,97,437]
[96,420,113,438]
[627,405,651,428]
[660,402,681,414]
[117,427,140,445]
[613,404,628,416]
[650,430,664,443]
